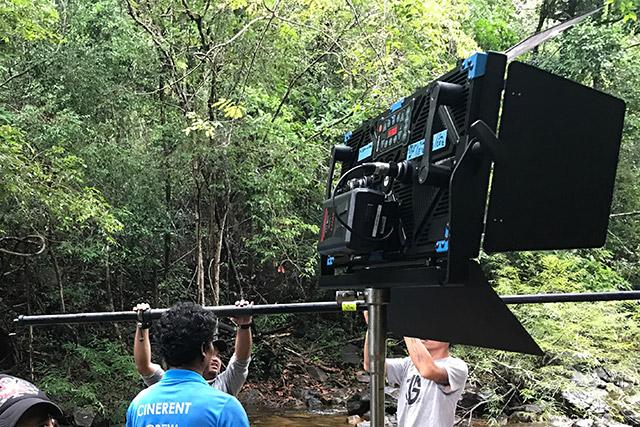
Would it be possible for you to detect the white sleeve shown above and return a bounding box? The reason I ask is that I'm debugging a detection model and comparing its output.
[437,358,468,394]
[215,354,250,396]
[141,367,165,387]
[385,357,409,387]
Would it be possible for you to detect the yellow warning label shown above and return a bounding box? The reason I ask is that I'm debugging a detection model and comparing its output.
[342,302,357,312]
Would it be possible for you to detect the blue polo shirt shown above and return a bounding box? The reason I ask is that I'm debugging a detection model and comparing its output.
[126,369,249,427]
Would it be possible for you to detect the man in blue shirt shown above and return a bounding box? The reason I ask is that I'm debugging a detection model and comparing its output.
[126,302,249,427]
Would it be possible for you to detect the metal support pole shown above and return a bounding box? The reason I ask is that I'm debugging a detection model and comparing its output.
[367,288,390,427]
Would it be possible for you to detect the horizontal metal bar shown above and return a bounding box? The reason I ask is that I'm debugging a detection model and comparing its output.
[14,301,368,327]
[502,290,640,304]
[13,291,640,327]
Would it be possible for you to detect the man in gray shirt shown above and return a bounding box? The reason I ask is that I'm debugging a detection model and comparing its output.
[363,312,468,427]
[133,300,253,396]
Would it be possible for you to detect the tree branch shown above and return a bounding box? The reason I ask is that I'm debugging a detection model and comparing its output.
[125,0,189,108]
[0,63,42,89]
[610,211,640,218]
[270,51,328,123]
[196,16,269,62]
[233,0,281,95]
[607,230,636,256]
[0,235,46,257]
[181,0,208,50]
[345,0,387,75]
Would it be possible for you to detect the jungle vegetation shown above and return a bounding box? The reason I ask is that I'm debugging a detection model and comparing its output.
[1,0,639,423]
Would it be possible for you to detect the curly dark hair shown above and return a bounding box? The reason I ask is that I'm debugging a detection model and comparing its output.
[157,302,218,367]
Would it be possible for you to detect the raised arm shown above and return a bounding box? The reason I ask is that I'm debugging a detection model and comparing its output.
[133,303,161,376]
[404,337,449,385]
[229,300,253,360]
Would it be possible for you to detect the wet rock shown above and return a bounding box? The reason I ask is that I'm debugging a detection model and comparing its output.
[495,415,509,425]
[239,388,263,406]
[356,371,370,383]
[356,414,397,427]
[305,366,329,382]
[615,379,632,389]
[596,367,614,383]
[292,387,305,400]
[627,394,640,406]
[574,352,592,361]
[291,387,326,409]
[73,407,95,427]
[573,419,594,427]
[563,388,609,415]
[319,393,334,406]
[332,387,350,401]
[572,370,608,389]
[592,416,632,427]
[593,366,636,390]
[347,386,398,418]
[458,385,493,415]
[384,386,399,402]
[550,415,574,427]
[620,409,640,427]
[346,393,369,416]
[508,410,537,423]
[306,395,323,410]
[341,344,361,365]
[509,404,543,415]
[613,373,636,389]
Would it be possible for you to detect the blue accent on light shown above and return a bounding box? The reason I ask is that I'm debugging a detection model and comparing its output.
[344,131,353,143]
[358,143,373,161]
[435,240,449,253]
[462,52,488,80]
[432,129,447,151]
[326,256,334,266]
[444,225,449,239]
[406,139,425,161]
[390,98,405,112]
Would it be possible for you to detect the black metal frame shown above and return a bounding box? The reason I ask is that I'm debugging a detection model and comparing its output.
[320,52,508,289]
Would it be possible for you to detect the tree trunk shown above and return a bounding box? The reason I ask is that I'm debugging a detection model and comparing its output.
[532,0,551,57]
[117,270,124,311]
[160,71,172,282]
[48,245,65,313]
[592,59,602,90]
[209,200,228,306]
[105,246,122,340]
[566,0,577,17]
[24,262,34,381]
[152,268,159,306]
[194,163,205,306]
[224,233,244,299]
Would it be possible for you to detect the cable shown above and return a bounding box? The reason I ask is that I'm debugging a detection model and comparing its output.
[330,164,395,243]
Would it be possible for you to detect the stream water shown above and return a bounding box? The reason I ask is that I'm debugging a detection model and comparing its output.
[249,409,348,426]
[247,409,547,426]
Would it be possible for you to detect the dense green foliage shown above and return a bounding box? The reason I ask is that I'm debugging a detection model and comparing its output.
[1,0,639,423]
[466,251,640,420]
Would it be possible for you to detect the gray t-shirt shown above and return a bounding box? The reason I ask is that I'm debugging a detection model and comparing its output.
[142,354,251,396]
[386,356,468,427]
